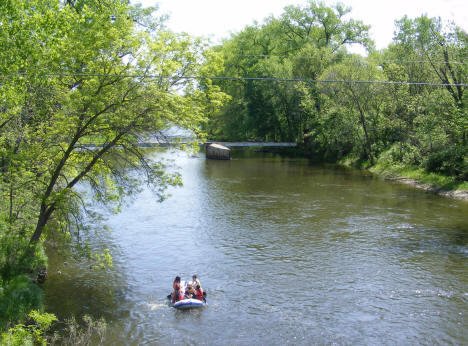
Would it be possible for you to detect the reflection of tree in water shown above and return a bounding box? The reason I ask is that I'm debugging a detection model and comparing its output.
[43,250,127,324]
[450,225,468,249]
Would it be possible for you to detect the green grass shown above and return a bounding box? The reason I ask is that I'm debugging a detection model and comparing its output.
[370,161,468,192]
[335,150,468,192]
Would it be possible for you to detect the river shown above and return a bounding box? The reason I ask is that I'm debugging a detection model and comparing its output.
[43,149,468,345]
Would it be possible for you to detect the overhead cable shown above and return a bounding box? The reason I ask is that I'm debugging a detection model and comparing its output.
[41,73,468,87]
[236,54,468,65]
[4,72,467,87]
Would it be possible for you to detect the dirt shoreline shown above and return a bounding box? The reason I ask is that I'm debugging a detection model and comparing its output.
[386,177,468,201]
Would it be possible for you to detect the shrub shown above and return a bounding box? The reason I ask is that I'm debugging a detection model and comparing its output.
[0,233,48,281]
[0,310,57,346]
[57,315,107,346]
[1,311,107,346]
[424,146,468,180]
[0,276,43,329]
[377,142,422,166]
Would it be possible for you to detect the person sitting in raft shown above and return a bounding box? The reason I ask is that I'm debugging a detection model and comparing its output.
[192,274,202,290]
[185,283,195,299]
[172,276,184,303]
[194,284,204,301]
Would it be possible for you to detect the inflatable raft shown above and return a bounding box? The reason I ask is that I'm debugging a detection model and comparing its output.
[172,298,205,310]
[168,279,207,309]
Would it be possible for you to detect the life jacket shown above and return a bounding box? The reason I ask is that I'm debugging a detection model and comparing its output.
[185,286,195,299]
[172,282,184,303]
[194,279,202,290]
[179,288,185,300]
[194,287,204,301]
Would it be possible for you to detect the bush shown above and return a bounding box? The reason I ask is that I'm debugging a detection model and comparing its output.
[0,276,43,329]
[377,142,422,166]
[0,310,57,346]
[1,311,107,346]
[56,315,107,346]
[0,233,48,281]
[424,146,468,180]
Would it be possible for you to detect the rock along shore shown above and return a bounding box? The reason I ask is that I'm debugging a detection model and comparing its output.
[386,177,468,201]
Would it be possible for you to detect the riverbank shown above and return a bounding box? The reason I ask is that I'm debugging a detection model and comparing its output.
[383,176,468,201]
[368,162,468,202]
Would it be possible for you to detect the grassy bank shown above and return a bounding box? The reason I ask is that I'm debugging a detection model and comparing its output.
[370,161,468,192]
[335,151,468,201]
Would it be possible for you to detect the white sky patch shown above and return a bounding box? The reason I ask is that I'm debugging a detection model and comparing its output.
[136,0,467,51]
[332,0,468,49]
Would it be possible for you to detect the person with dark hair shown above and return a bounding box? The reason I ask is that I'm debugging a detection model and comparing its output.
[194,283,204,301]
[192,274,202,290]
[191,274,204,301]
[172,276,183,303]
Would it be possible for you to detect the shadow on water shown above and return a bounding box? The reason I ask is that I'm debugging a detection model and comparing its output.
[452,224,468,246]
[43,251,129,323]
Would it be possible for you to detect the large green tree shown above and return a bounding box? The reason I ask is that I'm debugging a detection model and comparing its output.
[207,0,372,143]
[318,58,387,164]
[0,0,226,278]
[378,15,467,176]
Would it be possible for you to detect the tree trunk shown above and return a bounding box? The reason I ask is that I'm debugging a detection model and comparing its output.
[30,205,51,244]
[358,107,374,165]
[351,91,374,165]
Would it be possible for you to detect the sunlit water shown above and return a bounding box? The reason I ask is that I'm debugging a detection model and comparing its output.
[44,149,468,345]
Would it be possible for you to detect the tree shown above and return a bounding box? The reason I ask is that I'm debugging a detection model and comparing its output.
[378,15,467,176]
[319,58,387,164]
[392,15,467,144]
[278,0,372,52]
[207,0,372,143]
[0,0,227,276]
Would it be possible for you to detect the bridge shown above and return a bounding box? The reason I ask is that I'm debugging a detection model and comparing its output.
[83,140,298,149]
[204,141,297,147]
[136,140,297,148]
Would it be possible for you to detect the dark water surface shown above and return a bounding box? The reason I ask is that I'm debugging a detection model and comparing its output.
[44,149,468,345]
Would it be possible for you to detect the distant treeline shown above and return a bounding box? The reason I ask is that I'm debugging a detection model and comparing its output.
[204,0,467,179]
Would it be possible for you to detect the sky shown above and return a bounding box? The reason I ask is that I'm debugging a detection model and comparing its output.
[136,0,468,51]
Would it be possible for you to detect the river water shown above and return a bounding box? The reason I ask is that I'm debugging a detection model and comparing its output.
[43,149,468,345]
